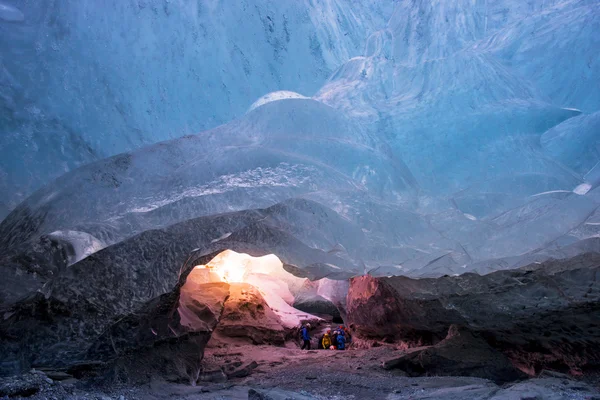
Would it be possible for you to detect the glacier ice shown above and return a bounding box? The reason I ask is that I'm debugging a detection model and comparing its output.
[541,112,600,179]
[0,0,390,209]
[0,2,23,22]
[1,0,600,288]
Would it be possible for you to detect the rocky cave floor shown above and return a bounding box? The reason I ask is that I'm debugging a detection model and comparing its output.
[3,344,600,400]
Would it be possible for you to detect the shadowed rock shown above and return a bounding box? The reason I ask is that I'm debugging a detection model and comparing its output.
[0,249,228,379]
[347,252,600,376]
[383,325,527,384]
[0,199,358,306]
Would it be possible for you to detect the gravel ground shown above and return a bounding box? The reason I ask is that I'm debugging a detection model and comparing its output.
[3,344,600,399]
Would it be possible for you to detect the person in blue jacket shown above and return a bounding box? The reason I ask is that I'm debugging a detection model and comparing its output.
[337,331,346,350]
[300,323,311,350]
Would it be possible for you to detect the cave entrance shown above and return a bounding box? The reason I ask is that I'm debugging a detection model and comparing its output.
[179,250,345,348]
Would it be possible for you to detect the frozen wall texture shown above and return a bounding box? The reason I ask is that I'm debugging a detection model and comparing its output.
[0,0,393,212]
[1,0,599,278]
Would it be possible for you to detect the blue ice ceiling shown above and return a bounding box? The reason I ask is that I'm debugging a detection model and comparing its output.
[0,0,599,277]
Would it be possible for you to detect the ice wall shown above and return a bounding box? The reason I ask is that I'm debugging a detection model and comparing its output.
[316,0,599,195]
[1,0,599,278]
[0,0,391,211]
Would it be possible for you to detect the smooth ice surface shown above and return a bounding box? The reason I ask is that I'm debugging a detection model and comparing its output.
[1,0,600,279]
[0,2,23,22]
[0,0,392,209]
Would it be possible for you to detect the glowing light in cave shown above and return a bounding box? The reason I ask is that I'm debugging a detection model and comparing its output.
[182,249,338,329]
[193,250,282,283]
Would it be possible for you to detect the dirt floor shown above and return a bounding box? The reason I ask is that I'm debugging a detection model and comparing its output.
[12,343,600,399]
[198,344,600,399]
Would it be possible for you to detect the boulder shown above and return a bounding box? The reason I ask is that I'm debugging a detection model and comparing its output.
[347,253,600,375]
[213,283,286,345]
[383,325,527,384]
[86,280,231,384]
[0,249,230,381]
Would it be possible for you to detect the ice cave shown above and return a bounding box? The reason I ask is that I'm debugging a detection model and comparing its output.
[1,0,600,398]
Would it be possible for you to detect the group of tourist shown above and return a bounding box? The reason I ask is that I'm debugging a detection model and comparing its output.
[299,323,351,351]
[320,326,350,350]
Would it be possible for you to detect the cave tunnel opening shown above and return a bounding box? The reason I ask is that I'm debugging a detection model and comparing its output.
[178,249,347,350]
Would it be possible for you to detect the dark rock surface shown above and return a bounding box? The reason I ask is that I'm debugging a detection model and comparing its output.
[347,252,600,376]
[0,249,228,379]
[0,371,52,397]
[0,199,357,306]
[0,207,344,382]
[383,325,527,383]
[0,200,357,378]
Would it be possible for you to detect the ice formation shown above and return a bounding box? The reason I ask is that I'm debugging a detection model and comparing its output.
[186,250,320,329]
[0,2,23,22]
[0,0,392,209]
[1,0,599,279]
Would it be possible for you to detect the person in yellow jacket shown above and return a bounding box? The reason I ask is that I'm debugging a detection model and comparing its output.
[322,330,332,349]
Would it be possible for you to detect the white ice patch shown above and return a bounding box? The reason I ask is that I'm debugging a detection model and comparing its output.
[247,91,309,113]
[530,190,572,197]
[126,163,318,214]
[316,278,349,306]
[211,232,232,243]
[574,183,592,195]
[47,230,106,265]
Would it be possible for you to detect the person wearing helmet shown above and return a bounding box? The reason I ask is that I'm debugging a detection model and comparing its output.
[300,323,311,350]
[337,330,346,350]
[322,330,332,349]
[330,327,338,348]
